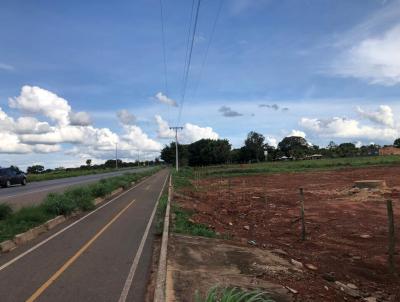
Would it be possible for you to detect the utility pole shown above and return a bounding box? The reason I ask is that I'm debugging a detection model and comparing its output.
[169,126,183,171]
[115,143,118,169]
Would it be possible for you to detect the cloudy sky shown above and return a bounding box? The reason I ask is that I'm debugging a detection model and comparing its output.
[1,0,400,169]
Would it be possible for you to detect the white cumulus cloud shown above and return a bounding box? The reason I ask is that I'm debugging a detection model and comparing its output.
[331,16,400,85]
[154,92,178,107]
[155,115,219,144]
[9,86,72,125]
[117,110,136,125]
[356,105,394,127]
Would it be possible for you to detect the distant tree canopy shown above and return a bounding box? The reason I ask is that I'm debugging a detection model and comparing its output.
[160,142,189,167]
[241,131,266,162]
[86,159,92,166]
[278,136,310,158]
[188,139,231,166]
[27,165,45,174]
[104,159,123,168]
[394,138,400,148]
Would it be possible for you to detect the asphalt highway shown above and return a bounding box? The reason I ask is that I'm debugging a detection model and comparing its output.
[0,169,169,302]
[0,167,153,209]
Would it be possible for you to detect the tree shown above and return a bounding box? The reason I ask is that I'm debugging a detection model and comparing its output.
[278,136,310,158]
[104,159,122,168]
[394,138,400,148]
[188,139,231,166]
[241,131,266,162]
[27,165,45,174]
[160,142,189,167]
[336,143,358,157]
[86,159,92,166]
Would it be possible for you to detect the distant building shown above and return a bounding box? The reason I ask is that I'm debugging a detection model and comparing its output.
[304,154,323,160]
[379,146,400,156]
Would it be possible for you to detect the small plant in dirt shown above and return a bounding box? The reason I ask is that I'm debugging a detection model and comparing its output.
[172,206,216,238]
[172,167,195,190]
[0,204,12,220]
[194,286,276,302]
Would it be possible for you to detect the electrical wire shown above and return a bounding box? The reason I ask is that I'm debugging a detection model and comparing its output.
[177,0,202,124]
[192,0,224,97]
[159,0,169,97]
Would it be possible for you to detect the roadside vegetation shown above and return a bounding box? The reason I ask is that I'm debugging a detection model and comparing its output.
[162,131,400,167]
[0,167,161,242]
[194,287,276,302]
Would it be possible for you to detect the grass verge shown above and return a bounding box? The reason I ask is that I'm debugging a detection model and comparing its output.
[0,167,161,243]
[194,286,277,302]
[172,205,216,238]
[155,194,168,235]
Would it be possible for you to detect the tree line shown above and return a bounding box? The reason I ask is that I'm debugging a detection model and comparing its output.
[160,132,400,167]
[26,158,161,174]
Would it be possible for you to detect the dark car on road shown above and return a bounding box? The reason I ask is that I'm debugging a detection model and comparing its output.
[0,167,27,188]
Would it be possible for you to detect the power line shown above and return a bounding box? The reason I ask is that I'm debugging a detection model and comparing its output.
[193,0,224,96]
[177,0,202,124]
[180,0,196,101]
[159,0,169,96]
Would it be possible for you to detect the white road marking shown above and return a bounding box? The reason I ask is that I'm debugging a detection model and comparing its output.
[118,173,169,302]
[0,173,158,272]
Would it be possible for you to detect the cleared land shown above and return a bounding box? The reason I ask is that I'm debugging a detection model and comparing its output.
[172,158,400,301]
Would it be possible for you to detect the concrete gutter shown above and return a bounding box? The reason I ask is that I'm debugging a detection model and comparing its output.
[153,175,172,302]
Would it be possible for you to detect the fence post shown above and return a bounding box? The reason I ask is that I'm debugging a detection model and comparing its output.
[386,199,396,275]
[300,188,306,241]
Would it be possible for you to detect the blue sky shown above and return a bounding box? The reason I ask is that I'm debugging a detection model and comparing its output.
[1,0,400,169]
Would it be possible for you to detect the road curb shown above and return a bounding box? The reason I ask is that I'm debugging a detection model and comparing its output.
[0,175,151,254]
[154,175,172,302]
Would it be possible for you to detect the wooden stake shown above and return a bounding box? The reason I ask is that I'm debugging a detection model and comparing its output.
[300,188,306,241]
[386,199,396,275]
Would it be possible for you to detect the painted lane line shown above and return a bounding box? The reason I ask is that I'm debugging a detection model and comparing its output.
[0,173,157,272]
[118,173,169,302]
[26,199,137,302]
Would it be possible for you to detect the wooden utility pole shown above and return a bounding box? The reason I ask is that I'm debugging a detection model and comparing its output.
[169,126,183,172]
[300,188,306,241]
[386,199,396,274]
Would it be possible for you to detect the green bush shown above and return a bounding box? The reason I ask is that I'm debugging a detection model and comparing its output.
[65,187,94,211]
[42,193,77,216]
[89,182,113,197]
[0,204,12,220]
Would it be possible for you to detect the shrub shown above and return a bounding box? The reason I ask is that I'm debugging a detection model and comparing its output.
[65,187,94,211]
[0,204,12,220]
[42,193,76,216]
[89,182,113,198]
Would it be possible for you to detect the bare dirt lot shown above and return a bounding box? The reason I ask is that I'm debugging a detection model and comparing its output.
[175,165,400,301]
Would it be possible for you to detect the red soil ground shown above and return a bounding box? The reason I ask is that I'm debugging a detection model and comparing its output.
[176,165,400,302]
